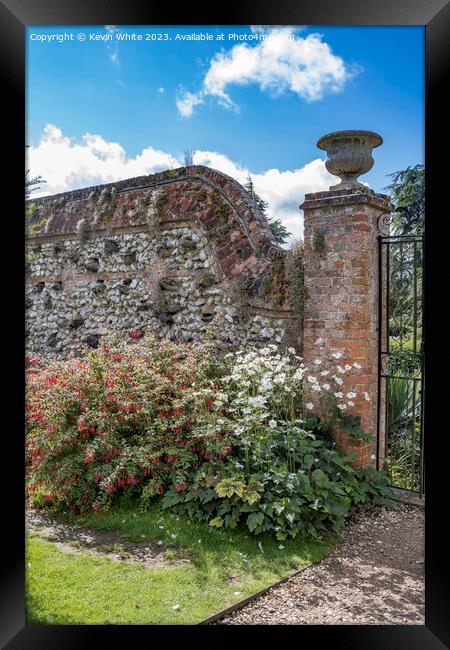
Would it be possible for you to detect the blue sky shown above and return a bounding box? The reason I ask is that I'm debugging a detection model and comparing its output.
[26,25,424,242]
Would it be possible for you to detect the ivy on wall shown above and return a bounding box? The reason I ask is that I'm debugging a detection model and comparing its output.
[285,242,307,324]
[312,229,326,256]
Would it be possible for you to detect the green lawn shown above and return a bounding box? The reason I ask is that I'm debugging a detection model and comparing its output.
[26,505,336,624]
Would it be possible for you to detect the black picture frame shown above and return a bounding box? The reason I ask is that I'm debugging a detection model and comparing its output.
[1,1,448,647]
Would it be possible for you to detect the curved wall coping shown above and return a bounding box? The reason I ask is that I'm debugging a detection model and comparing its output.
[26,165,286,261]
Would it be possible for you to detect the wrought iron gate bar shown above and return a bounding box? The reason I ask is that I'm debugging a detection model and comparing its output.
[376,226,424,496]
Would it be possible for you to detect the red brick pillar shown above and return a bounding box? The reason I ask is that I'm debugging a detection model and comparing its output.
[300,187,391,469]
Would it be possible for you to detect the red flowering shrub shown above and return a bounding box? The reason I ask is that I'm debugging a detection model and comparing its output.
[26,339,394,538]
[128,330,143,339]
[25,335,231,513]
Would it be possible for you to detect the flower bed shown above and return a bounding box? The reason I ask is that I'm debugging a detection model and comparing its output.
[26,335,392,539]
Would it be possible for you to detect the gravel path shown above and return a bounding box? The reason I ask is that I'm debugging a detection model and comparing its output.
[216,503,424,625]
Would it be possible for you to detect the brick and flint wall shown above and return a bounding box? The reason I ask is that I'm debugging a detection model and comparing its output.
[25,164,390,468]
[25,166,301,358]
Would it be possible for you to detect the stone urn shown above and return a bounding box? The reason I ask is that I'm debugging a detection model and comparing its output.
[317,130,383,190]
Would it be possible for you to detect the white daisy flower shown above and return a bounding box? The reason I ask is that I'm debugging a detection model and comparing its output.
[306,403,314,410]
[248,396,267,407]
[331,352,343,359]
[337,403,347,411]
[334,391,343,398]
[268,420,277,428]
[346,392,357,399]
[322,383,330,390]
[363,392,371,401]
[353,362,362,369]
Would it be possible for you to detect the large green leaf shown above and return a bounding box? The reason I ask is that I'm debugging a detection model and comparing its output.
[247,512,264,532]
[311,469,330,489]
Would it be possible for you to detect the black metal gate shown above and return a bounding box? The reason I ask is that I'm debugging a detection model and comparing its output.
[376,212,424,497]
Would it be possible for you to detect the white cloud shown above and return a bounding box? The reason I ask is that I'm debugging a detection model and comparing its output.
[248,161,335,242]
[158,87,165,94]
[176,89,204,118]
[250,25,307,33]
[177,27,359,116]
[28,124,337,244]
[191,150,335,242]
[27,124,179,196]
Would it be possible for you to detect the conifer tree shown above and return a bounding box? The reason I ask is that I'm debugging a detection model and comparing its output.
[244,175,290,245]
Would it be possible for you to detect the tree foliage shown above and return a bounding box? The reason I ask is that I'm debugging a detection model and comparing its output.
[382,165,424,351]
[25,170,46,199]
[26,144,46,199]
[384,164,424,235]
[244,175,291,245]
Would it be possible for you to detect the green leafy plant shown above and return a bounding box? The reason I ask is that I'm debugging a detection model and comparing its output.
[339,414,373,443]
[312,229,326,255]
[285,241,306,322]
[26,339,393,538]
[387,377,419,432]
[384,377,422,491]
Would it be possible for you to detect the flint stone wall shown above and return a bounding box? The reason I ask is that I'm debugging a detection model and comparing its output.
[25,165,301,358]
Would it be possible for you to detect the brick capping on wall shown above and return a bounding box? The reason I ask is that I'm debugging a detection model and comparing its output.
[301,185,391,469]
[26,165,284,254]
[300,186,391,212]
[26,165,287,289]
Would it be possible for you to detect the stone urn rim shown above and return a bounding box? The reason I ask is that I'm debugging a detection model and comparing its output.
[317,129,383,151]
